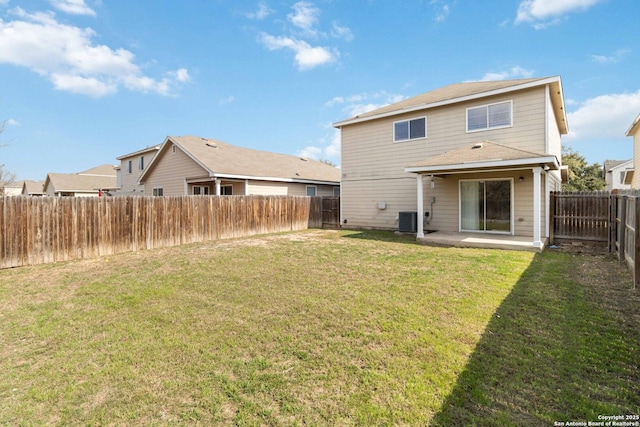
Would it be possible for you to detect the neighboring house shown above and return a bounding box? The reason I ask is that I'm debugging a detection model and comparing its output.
[138,135,340,197]
[333,76,568,250]
[2,180,24,196]
[21,180,45,196]
[43,164,117,197]
[625,114,640,188]
[603,159,632,191]
[115,144,161,195]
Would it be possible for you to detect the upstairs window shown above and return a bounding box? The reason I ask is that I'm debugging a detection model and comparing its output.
[467,101,512,132]
[126,160,132,174]
[394,117,426,142]
[138,156,144,171]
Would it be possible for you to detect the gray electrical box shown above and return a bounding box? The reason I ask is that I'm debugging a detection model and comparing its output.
[398,211,417,233]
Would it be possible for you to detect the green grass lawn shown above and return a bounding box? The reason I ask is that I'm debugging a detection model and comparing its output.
[0,229,638,425]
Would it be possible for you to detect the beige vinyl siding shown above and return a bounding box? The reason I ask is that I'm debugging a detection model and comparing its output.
[341,87,550,232]
[246,181,338,196]
[546,91,563,161]
[632,130,640,189]
[118,151,159,195]
[143,145,209,196]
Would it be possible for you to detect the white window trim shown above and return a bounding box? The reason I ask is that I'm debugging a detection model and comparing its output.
[458,178,514,235]
[126,160,132,174]
[152,187,164,197]
[466,100,513,133]
[172,145,177,154]
[393,116,427,143]
[192,185,209,195]
[306,185,317,196]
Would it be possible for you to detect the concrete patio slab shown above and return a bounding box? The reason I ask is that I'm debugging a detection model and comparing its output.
[415,231,545,252]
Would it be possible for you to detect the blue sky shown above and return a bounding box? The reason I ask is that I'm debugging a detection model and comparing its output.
[1,0,639,180]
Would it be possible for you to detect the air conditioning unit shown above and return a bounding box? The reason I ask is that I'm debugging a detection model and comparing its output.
[398,211,417,233]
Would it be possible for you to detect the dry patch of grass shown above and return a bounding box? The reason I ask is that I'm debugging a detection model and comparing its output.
[0,229,637,425]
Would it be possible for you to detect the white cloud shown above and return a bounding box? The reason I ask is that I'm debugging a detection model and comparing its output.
[6,118,19,126]
[565,90,640,141]
[218,95,235,105]
[515,0,603,28]
[288,1,320,37]
[326,91,405,117]
[259,33,336,70]
[0,7,189,97]
[48,0,96,16]
[477,66,534,81]
[246,2,272,20]
[331,21,353,41]
[297,128,341,164]
[589,48,631,64]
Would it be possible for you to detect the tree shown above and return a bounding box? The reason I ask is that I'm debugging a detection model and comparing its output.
[0,119,16,196]
[561,146,606,192]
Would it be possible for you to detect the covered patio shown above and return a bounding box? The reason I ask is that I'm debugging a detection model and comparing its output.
[404,141,566,251]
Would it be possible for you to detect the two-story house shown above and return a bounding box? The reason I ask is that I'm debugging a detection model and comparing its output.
[115,144,161,195]
[333,76,568,250]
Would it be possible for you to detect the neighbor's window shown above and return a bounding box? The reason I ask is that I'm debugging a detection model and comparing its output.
[394,117,426,142]
[152,188,163,196]
[306,186,317,196]
[467,101,512,132]
[333,187,340,196]
[126,160,132,174]
[138,156,144,171]
[221,185,233,195]
[192,186,209,195]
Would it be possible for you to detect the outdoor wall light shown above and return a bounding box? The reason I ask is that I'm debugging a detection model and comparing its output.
[519,176,524,182]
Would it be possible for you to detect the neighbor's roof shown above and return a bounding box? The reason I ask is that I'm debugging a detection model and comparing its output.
[22,180,45,195]
[333,76,568,134]
[140,135,341,184]
[44,173,117,193]
[77,164,117,176]
[603,159,633,174]
[405,141,560,174]
[116,144,161,160]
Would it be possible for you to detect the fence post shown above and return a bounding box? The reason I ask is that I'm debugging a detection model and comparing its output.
[608,193,614,252]
[635,197,640,290]
[549,192,555,245]
[619,196,627,265]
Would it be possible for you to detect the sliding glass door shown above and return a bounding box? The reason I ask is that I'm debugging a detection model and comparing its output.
[460,179,512,233]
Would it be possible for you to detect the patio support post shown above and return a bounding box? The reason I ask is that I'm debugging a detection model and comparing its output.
[416,174,424,238]
[215,178,221,195]
[533,167,542,248]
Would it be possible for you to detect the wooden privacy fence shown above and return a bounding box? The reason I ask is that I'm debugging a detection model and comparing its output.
[550,191,611,245]
[0,195,326,269]
[550,190,639,289]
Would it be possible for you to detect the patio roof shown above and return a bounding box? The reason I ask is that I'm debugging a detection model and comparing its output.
[404,141,560,175]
